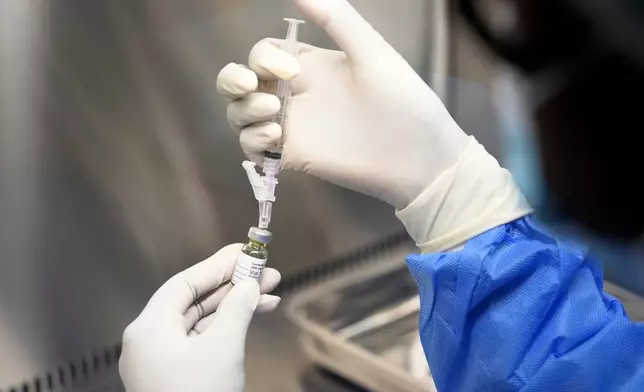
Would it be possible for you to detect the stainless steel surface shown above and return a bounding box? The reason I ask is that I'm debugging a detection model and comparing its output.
[427,0,449,101]
[338,296,419,340]
[2,308,371,392]
[246,309,355,392]
[287,245,435,392]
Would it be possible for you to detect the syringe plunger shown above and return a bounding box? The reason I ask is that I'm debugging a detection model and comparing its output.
[282,18,305,55]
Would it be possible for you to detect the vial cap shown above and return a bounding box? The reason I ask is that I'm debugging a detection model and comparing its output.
[248,227,272,244]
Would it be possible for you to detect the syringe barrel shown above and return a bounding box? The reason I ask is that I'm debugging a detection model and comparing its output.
[272,80,292,140]
[269,18,304,149]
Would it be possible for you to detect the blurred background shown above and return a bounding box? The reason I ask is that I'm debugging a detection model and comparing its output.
[0,0,505,390]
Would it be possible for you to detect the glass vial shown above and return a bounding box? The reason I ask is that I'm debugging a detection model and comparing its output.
[232,227,272,285]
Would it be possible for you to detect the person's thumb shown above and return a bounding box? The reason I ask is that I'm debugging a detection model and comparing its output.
[294,0,390,66]
[203,279,260,346]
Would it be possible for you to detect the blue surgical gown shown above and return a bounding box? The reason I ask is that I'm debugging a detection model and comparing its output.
[407,216,644,391]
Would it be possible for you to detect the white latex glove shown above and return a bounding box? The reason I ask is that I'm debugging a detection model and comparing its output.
[119,244,281,392]
[217,0,531,252]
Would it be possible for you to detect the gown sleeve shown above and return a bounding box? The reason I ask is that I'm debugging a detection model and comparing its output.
[407,216,644,392]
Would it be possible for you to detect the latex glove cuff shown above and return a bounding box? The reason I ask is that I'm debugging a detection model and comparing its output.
[396,137,533,253]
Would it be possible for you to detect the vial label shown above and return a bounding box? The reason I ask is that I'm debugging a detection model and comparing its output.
[232,252,267,285]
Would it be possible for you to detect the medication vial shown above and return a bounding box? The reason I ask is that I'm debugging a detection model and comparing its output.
[232,227,272,284]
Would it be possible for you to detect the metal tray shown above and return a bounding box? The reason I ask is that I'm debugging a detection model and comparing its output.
[287,243,644,392]
[286,245,437,392]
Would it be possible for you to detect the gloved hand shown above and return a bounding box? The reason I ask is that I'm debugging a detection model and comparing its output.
[217,0,531,252]
[119,244,281,392]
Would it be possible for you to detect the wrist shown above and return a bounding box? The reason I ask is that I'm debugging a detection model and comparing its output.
[396,137,533,253]
[388,113,474,210]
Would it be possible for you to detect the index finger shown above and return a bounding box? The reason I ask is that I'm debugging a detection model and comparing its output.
[143,244,242,319]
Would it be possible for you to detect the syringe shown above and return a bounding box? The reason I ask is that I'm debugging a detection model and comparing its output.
[243,18,305,229]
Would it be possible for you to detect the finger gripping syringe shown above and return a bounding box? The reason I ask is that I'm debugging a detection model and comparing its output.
[243,18,305,230]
